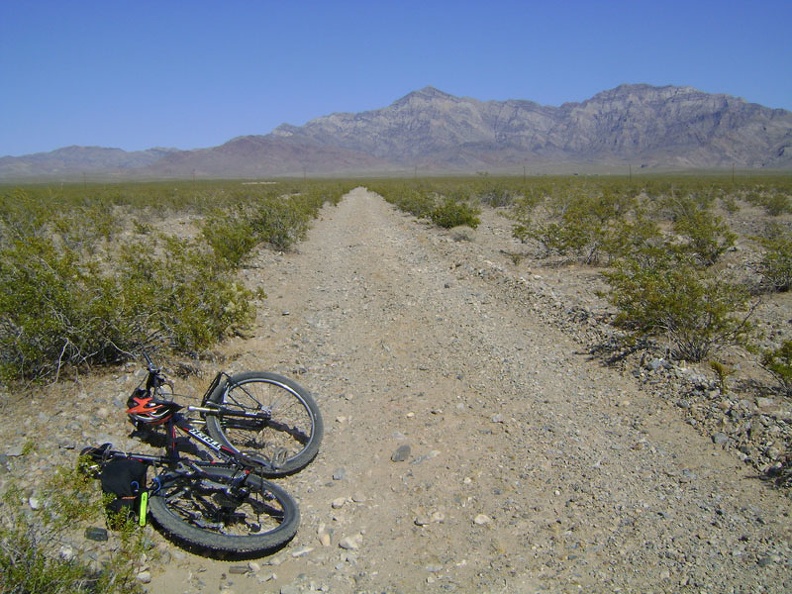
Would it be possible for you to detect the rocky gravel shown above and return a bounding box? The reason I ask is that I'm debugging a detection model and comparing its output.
[1,187,791,593]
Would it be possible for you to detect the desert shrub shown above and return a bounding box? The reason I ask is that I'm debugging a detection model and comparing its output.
[428,198,480,229]
[52,201,119,250]
[202,182,346,261]
[0,462,145,594]
[469,178,516,207]
[745,188,792,216]
[0,231,254,383]
[509,189,543,243]
[0,235,105,381]
[252,195,314,251]
[519,187,647,265]
[763,191,792,216]
[0,180,350,382]
[602,253,753,361]
[116,235,255,355]
[755,222,792,292]
[0,189,56,247]
[382,185,435,219]
[662,194,736,265]
[762,340,792,397]
[373,182,480,229]
[202,207,259,267]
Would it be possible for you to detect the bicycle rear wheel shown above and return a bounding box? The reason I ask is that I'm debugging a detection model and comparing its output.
[148,465,299,557]
[204,371,323,477]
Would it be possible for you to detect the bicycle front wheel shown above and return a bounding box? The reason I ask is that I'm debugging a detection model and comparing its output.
[204,371,323,477]
[148,465,299,558]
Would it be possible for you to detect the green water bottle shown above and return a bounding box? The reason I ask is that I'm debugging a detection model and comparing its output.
[138,491,148,527]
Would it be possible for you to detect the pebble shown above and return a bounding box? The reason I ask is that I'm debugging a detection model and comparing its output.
[391,444,411,462]
[229,565,249,574]
[713,432,730,446]
[291,546,314,558]
[85,526,109,542]
[339,534,363,550]
[473,514,492,525]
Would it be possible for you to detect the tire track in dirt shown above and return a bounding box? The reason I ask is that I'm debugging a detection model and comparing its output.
[154,188,791,593]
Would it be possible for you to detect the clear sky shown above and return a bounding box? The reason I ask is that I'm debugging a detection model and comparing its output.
[1,0,790,157]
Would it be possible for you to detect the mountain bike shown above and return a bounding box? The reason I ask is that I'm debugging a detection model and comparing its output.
[134,351,323,477]
[82,403,300,557]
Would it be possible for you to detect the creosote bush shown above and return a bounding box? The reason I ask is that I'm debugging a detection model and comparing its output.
[602,254,753,362]
[762,340,792,397]
[370,181,480,229]
[0,180,352,384]
[428,198,480,229]
[756,222,792,292]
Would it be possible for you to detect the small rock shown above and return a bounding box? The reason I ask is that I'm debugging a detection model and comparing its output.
[331,497,347,509]
[136,571,152,584]
[85,526,109,542]
[332,468,346,480]
[5,445,24,457]
[712,432,730,446]
[391,444,411,462]
[473,514,492,525]
[339,534,362,550]
[229,565,249,574]
[291,546,314,558]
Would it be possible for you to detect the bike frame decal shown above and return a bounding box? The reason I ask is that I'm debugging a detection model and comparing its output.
[181,423,235,455]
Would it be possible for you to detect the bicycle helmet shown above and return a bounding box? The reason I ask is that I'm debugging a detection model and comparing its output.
[126,390,175,426]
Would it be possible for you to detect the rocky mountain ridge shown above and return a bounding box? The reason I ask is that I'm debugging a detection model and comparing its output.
[2,84,791,180]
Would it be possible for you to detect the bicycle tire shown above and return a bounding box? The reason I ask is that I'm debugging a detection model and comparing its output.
[204,371,323,477]
[148,465,299,558]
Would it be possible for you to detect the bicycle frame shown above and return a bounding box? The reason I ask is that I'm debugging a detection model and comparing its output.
[95,399,264,489]
[140,354,273,438]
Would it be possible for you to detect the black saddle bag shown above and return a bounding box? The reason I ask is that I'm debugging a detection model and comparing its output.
[99,458,148,527]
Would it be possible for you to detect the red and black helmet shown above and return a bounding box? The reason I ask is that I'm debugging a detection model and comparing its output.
[126,390,175,426]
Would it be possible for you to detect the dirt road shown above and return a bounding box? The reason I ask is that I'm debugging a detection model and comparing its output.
[142,188,790,593]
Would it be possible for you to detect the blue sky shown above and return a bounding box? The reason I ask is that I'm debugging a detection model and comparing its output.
[1,0,790,157]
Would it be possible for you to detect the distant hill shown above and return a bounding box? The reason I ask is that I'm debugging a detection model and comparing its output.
[2,84,791,180]
[0,146,179,179]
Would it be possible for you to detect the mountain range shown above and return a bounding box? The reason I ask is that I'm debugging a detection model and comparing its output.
[2,84,791,180]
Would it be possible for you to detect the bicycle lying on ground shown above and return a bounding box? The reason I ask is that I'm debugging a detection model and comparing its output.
[81,352,323,557]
